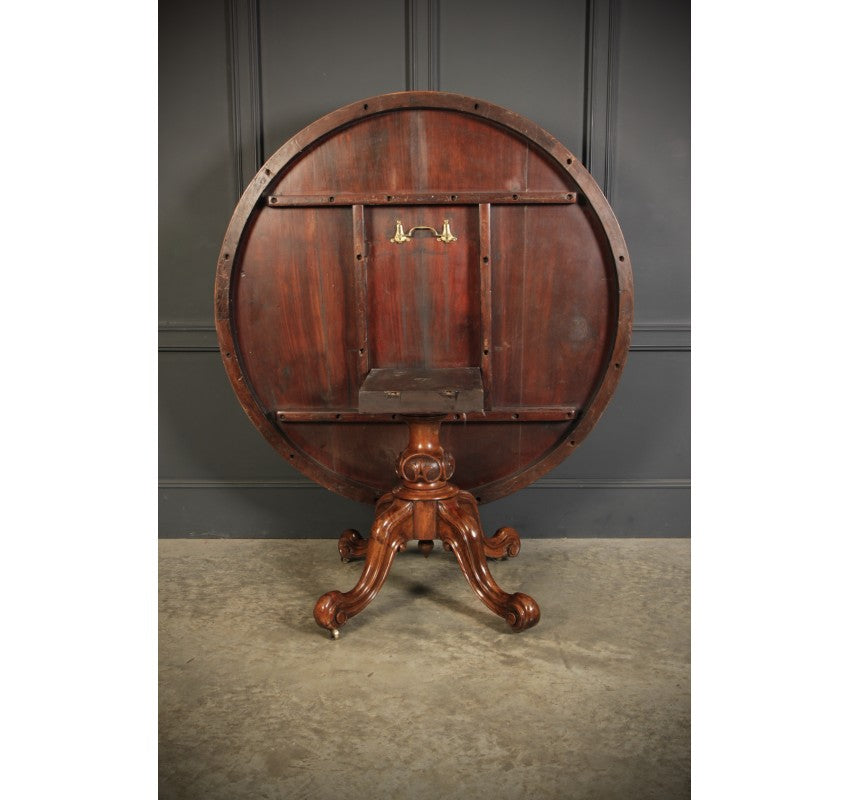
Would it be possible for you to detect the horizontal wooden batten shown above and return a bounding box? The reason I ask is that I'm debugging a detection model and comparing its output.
[276,407,578,423]
[265,191,577,207]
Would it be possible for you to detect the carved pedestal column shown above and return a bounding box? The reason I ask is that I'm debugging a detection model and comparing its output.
[314,416,540,638]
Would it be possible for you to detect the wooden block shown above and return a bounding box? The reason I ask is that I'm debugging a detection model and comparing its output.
[359,367,484,414]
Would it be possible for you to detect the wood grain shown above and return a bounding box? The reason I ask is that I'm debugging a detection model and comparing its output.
[215,91,633,504]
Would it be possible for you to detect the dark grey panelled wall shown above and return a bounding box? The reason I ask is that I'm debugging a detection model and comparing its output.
[159,0,690,538]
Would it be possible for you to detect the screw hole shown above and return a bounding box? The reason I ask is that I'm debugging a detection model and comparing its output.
[482,256,489,263]
[618,255,625,262]
[615,362,621,369]
[264,168,271,176]
[512,194,518,200]
[570,440,576,446]
[476,496,482,502]
[451,194,457,201]
[386,195,392,201]
[483,348,489,355]
[356,253,362,260]
[289,453,295,459]
[512,413,519,420]
[363,103,368,110]
[270,196,277,204]
[335,413,341,419]
[328,196,335,202]
[567,158,573,165]
[391,414,397,420]
[224,352,231,358]
[474,103,479,110]
[358,348,364,355]
[223,253,230,260]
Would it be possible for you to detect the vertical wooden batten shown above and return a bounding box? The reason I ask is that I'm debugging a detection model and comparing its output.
[351,204,370,386]
[478,203,492,405]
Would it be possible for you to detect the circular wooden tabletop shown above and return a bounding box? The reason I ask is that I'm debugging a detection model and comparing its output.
[215,91,633,504]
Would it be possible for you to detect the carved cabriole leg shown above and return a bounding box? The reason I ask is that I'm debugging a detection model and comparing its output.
[314,494,413,638]
[438,495,540,631]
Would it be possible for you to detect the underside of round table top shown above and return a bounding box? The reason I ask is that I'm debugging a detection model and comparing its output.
[215,91,633,504]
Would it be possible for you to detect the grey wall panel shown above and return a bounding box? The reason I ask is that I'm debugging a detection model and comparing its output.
[159,0,236,326]
[549,351,689,479]
[479,484,688,538]
[159,484,687,539]
[159,484,376,539]
[440,0,587,150]
[159,351,295,480]
[611,0,690,325]
[259,0,407,156]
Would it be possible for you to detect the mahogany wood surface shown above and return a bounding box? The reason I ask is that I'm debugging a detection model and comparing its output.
[215,92,633,505]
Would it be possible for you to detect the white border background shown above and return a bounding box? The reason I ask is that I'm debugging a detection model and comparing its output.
[3,2,848,796]
[3,2,157,796]
[691,1,849,795]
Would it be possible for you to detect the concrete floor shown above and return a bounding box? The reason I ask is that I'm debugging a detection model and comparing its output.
[159,538,690,800]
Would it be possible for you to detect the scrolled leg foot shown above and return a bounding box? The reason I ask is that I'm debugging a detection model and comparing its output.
[314,590,348,633]
[338,529,367,562]
[484,526,522,560]
[504,592,541,631]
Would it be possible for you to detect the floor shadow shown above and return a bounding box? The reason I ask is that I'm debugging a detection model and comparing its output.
[269,545,511,637]
[388,569,508,633]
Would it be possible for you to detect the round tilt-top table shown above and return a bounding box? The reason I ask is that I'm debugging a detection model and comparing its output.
[215,91,633,637]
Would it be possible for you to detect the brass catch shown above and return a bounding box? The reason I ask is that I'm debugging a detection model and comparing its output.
[390,219,457,244]
[389,221,410,243]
